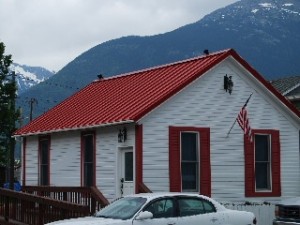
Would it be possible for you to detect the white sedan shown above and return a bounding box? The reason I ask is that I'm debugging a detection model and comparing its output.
[46,193,257,225]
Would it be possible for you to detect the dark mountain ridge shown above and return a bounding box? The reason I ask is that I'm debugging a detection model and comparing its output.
[17,0,300,123]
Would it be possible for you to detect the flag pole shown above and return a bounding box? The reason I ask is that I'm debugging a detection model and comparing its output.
[226,118,237,138]
[226,93,253,138]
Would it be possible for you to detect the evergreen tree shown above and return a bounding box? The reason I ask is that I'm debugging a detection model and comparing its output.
[0,42,18,172]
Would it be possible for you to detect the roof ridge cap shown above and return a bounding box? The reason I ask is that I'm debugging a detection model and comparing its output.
[93,49,232,83]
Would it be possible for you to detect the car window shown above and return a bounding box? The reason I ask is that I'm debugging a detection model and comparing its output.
[202,199,215,213]
[143,198,175,218]
[178,197,216,217]
[95,197,146,220]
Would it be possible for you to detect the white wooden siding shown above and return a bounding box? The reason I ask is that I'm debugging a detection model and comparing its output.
[23,125,136,202]
[23,136,39,185]
[95,126,118,201]
[23,131,81,186]
[139,59,300,202]
[96,124,136,201]
[49,131,81,186]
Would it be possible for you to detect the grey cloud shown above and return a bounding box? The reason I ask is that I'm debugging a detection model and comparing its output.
[0,0,237,71]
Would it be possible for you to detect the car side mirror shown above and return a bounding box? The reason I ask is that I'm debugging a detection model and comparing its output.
[136,211,153,220]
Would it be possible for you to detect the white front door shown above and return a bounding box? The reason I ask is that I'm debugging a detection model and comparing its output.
[120,147,134,196]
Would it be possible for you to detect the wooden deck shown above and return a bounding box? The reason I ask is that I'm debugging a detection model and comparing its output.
[0,186,109,225]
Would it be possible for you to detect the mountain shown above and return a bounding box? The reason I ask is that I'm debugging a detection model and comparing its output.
[11,63,54,94]
[17,0,300,123]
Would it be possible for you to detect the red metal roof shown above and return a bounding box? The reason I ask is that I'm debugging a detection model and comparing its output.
[14,49,300,136]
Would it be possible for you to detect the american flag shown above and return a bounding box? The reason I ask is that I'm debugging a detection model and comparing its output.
[237,94,252,142]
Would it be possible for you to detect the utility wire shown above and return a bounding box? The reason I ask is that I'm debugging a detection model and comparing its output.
[14,72,81,91]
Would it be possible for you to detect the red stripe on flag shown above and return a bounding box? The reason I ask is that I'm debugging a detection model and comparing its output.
[237,106,252,142]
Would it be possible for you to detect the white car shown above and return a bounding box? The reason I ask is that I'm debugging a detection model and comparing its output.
[46,193,257,225]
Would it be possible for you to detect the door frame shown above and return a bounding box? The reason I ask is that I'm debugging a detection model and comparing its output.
[117,146,135,197]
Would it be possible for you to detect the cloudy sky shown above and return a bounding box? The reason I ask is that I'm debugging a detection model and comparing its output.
[0,0,238,72]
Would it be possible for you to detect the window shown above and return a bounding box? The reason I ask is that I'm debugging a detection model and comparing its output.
[144,198,175,218]
[169,127,211,196]
[244,129,281,197]
[181,132,199,191]
[255,134,271,190]
[39,136,50,185]
[124,151,133,182]
[81,132,95,187]
[178,197,216,217]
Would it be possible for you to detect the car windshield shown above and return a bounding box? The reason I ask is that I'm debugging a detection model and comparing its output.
[95,197,147,220]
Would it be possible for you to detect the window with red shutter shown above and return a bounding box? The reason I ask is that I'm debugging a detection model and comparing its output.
[169,127,211,196]
[245,129,281,197]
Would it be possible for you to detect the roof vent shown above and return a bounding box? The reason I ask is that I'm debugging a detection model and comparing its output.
[203,49,209,55]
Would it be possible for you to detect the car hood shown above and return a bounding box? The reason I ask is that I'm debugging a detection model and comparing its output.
[278,197,300,206]
[46,216,129,225]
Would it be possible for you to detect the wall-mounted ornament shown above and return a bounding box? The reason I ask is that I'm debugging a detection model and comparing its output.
[118,127,127,143]
[224,74,233,94]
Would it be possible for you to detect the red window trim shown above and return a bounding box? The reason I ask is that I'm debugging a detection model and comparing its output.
[22,137,27,186]
[38,135,51,185]
[245,129,281,197]
[80,131,96,187]
[135,124,143,193]
[169,126,211,197]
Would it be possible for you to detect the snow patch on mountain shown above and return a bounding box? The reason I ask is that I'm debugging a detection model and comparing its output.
[281,7,300,15]
[10,63,54,94]
[259,3,274,8]
[283,3,293,7]
[256,2,299,15]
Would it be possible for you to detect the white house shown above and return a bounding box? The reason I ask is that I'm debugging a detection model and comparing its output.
[14,49,300,203]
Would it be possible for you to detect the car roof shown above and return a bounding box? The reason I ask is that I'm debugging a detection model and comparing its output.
[124,192,215,202]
